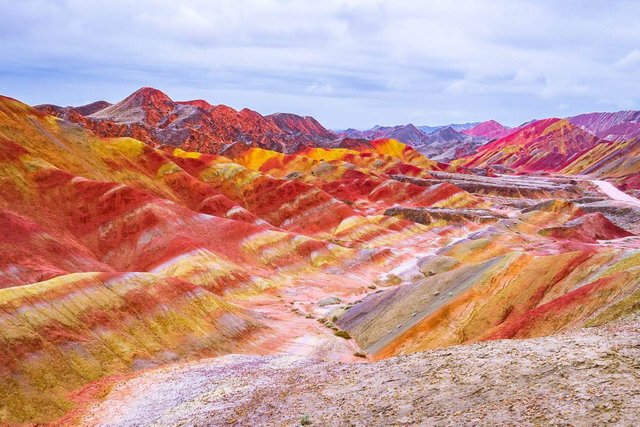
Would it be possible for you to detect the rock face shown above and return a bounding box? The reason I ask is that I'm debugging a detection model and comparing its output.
[393,171,579,198]
[418,255,460,276]
[266,112,335,141]
[539,212,634,243]
[568,110,640,141]
[36,87,337,154]
[385,206,507,225]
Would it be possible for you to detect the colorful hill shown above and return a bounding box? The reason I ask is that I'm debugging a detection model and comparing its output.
[462,120,512,139]
[461,115,640,192]
[338,195,640,358]
[2,93,640,424]
[0,95,482,423]
[464,118,602,172]
[562,138,640,191]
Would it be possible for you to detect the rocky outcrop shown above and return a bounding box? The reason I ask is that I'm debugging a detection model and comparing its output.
[392,172,578,198]
[36,87,337,154]
[540,212,634,243]
[385,206,507,225]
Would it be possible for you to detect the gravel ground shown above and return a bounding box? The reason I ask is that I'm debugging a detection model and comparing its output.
[81,315,640,426]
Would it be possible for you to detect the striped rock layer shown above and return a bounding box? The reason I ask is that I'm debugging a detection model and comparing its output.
[1,94,639,424]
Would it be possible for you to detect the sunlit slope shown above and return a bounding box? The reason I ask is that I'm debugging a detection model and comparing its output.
[169,145,478,232]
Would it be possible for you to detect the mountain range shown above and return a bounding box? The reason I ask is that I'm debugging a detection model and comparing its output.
[2,89,640,425]
[38,87,640,170]
[37,87,337,154]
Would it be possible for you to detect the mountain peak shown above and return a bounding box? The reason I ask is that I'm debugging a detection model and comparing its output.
[463,120,511,139]
[125,87,173,106]
[178,99,214,110]
[88,87,174,124]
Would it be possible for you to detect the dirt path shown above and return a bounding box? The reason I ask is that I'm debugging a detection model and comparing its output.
[592,179,640,207]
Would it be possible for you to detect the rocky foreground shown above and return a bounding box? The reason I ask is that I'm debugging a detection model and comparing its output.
[76,314,640,426]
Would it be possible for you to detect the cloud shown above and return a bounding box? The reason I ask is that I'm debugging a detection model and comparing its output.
[616,50,640,69]
[306,83,335,96]
[0,0,639,128]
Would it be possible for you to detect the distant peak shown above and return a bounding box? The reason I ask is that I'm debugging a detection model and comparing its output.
[463,120,511,138]
[125,87,172,104]
[74,100,111,116]
[178,99,214,110]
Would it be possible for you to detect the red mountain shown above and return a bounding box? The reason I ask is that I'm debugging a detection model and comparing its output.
[464,118,602,172]
[266,112,335,140]
[36,87,337,154]
[463,120,512,139]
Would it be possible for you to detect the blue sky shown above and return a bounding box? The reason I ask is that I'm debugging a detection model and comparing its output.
[1,0,639,129]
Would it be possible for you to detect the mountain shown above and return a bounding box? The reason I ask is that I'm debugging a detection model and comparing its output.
[266,112,335,140]
[337,123,491,161]
[464,118,603,172]
[461,114,640,192]
[3,93,640,424]
[462,120,512,139]
[568,110,640,141]
[412,126,487,162]
[417,122,480,134]
[36,87,337,154]
[337,123,429,146]
[37,100,112,118]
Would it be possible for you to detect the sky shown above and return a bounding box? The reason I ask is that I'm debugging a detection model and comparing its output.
[1,0,639,129]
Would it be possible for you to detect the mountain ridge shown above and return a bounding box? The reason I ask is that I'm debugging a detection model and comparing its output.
[37,87,338,154]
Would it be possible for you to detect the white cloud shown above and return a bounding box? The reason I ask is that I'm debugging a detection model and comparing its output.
[0,0,639,128]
